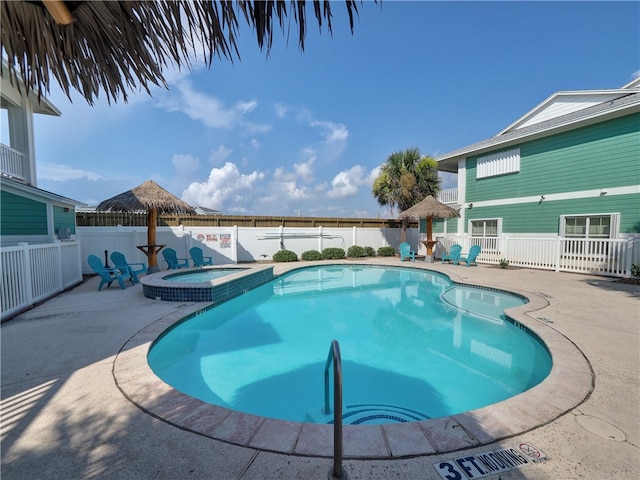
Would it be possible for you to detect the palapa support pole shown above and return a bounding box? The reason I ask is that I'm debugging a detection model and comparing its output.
[147,208,159,273]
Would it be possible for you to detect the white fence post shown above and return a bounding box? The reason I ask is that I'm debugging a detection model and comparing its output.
[55,241,63,292]
[352,226,357,248]
[232,225,239,264]
[318,226,324,252]
[554,237,562,272]
[18,242,33,307]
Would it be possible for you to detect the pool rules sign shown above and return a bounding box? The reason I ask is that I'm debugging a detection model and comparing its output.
[433,442,548,479]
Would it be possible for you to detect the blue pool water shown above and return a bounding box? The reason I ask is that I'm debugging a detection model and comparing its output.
[148,265,551,425]
[164,268,244,282]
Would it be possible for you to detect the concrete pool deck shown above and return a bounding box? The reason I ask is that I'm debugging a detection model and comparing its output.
[2,259,638,479]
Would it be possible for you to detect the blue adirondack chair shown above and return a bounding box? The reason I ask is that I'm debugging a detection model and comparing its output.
[459,245,482,267]
[110,251,147,283]
[162,248,189,269]
[399,242,416,262]
[189,247,213,267]
[441,244,462,264]
[87,254,134,291]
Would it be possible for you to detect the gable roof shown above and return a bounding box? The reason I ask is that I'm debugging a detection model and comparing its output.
[437,82,640,173]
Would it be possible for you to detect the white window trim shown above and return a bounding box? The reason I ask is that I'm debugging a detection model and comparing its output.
[469,218,503,237]
[476,148,520,179]
[559,213,620,239]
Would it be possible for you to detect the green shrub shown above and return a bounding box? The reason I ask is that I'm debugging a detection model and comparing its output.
[499,258,510,269]
[272,249,298,262]
[347,245,366,258]
[377,246,396,257]
[631,263,640,278]
[364,246,376,257]
[301,250,323,261]
[322,247,346,260]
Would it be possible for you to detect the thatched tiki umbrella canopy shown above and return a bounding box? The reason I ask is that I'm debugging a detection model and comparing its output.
[1,0,361,105]
[399,195,460,256]
[97,180,195,272]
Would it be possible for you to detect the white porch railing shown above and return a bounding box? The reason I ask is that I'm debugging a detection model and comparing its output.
[436,235,639,277]
[1,143,26,182]
[1,241,83,320]
[437,188,458,205]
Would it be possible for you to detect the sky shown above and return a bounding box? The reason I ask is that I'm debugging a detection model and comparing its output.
[14,1,640,218]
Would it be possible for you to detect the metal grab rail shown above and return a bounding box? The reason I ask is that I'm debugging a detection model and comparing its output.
[324,339,346,480]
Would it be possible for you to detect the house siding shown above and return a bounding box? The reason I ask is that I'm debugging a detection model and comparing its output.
[420,217,459,235]
[465,193,639,234]
[462,112,639,235]
[53,206,76,235]
[0,190,47,235]
[466,113,640,202]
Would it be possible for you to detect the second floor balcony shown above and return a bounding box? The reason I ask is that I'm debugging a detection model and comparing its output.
[438,188,458,205]
[1,143,27,183]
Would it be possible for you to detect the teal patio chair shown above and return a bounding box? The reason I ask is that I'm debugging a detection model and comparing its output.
[189,247,213,267]
[110,251,147,283]
[459,245,482,267]
[87,254,134,291]
[162,248,189,269]
[399,242,416,262]
[441,244,462,264]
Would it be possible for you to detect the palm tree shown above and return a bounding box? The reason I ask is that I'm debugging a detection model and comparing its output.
[1,1,364,105]
[372,147,440,240]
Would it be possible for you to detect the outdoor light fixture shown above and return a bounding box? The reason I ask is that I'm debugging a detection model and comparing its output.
[468,203,473,209]
[540,195,545,201]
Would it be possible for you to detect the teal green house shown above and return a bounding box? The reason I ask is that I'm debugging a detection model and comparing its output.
[1,61,84,319]
[432,79,639,274]
[1,61,82,246]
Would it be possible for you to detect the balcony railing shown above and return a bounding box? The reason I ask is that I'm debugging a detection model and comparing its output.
[1,143,26,182]
[438,188,458,204]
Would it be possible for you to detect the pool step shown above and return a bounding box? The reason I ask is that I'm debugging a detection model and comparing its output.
[307,404,430,425]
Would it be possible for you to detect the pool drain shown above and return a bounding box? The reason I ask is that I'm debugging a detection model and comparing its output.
[575,414,625,441]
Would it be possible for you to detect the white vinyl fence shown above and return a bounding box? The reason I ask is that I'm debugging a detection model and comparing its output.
[76,225,417,274]
[1,241,82,319]
[3,228,637,320]
[437,235,640,277]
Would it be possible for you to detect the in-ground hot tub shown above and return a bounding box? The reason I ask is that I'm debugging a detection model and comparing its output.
[140,265,273,303]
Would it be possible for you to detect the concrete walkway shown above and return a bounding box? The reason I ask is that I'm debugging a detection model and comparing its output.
[1,260,638,479]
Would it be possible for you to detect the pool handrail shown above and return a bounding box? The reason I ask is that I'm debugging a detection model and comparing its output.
[324,339,345,479]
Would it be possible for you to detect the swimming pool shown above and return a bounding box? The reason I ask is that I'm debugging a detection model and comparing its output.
[148,265,551,425]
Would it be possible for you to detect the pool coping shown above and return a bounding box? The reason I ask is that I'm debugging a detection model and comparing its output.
[113,262,594,459]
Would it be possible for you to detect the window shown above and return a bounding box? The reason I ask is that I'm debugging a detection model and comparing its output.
[476,148,520,179]
[561,214,618,239]
[471,219,499,237]
[560,213,620,258]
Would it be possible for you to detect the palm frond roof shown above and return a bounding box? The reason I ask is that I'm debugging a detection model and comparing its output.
[1,0,360,104]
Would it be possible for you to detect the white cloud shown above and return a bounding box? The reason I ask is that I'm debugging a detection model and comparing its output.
[294,159,314,183]
[155,80,265,131]
[208,145,233,164]
[171,154,200,173]
[310,120,349,144]
[327,165,378,199]
[38,163,104,182]
[275,103,288,118]
[181,162,264,210]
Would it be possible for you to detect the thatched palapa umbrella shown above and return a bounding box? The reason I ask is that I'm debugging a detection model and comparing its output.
[1,0,361,105]
[97,180,195,272]
[399,195,460,257]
